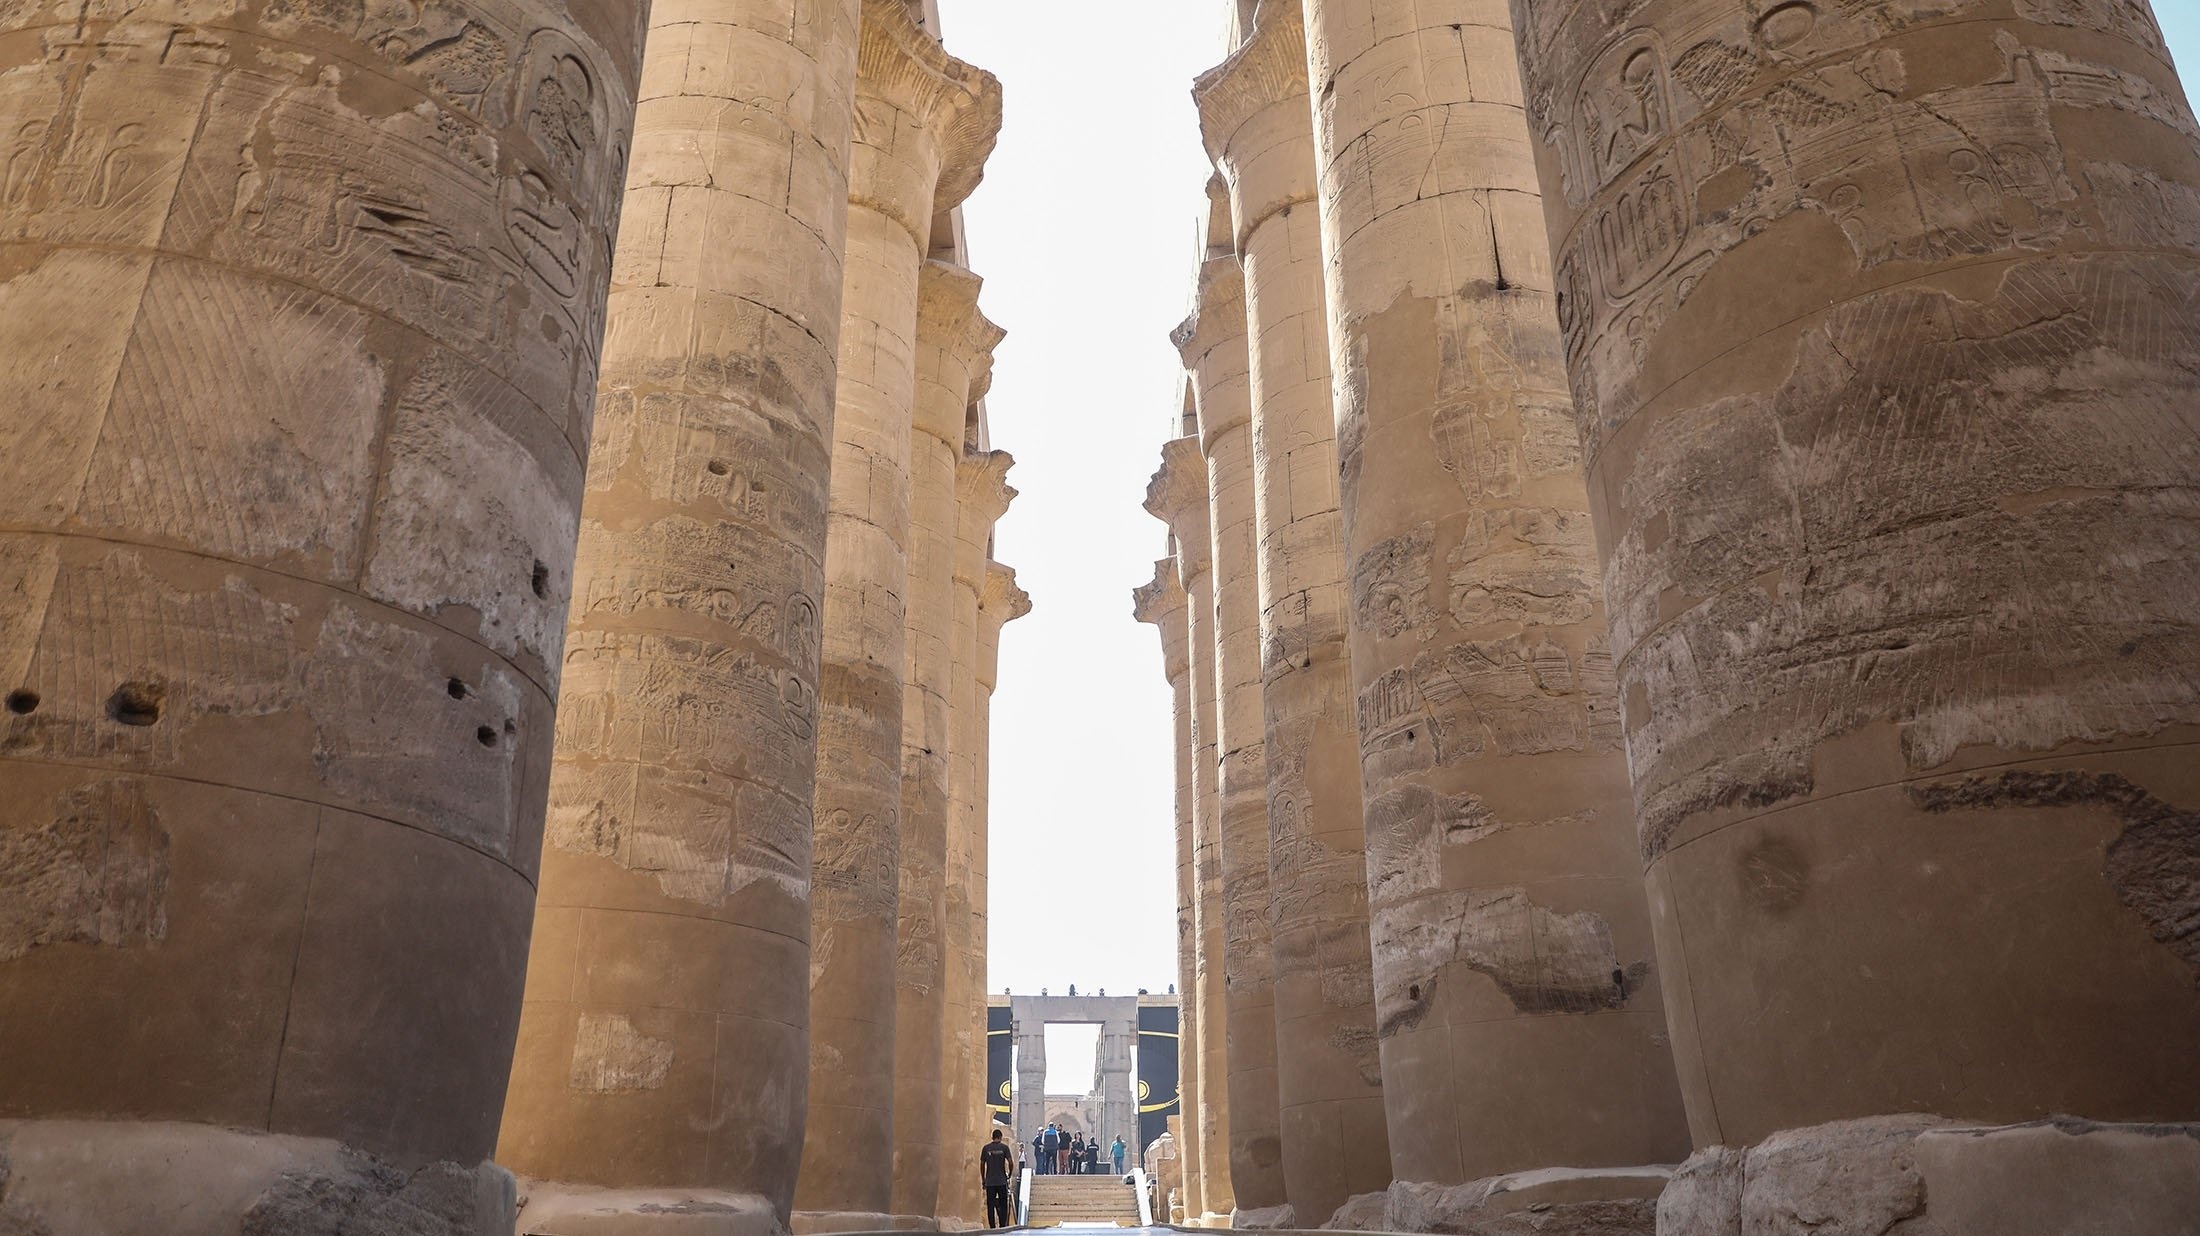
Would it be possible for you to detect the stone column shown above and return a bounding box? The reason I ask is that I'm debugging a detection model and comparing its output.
[1013,1002,1048,1150]
[940,448,1015,1222]
[493,1,851,1231]
[1175,255,1287,1216]
[1302,0,1689,1194]
[897,262,1003,1220]
[1133,557,1204,1222]
[1145,436,1234,1219]
[799,3,999,1228]
[1505,0,2200,1211]
[0,0,634,1225]
[1194,6,1389,1224]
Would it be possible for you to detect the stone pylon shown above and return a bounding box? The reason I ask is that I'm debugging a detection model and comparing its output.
[0,0,633,1224]
[1503,0,2200,1222]
[800,3,999,1227]
[1146,433,1235,1220]
[895,262,1003,1220]
[1174,237,1287,1217]
[1194,4,1391,1224]
[494,0,854,1230]
[939,448,1016,1222]
[1133,556,1204,1224]
[1302,0,1689,1193]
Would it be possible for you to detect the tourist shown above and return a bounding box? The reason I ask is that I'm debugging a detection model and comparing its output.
[1067,1132,1084,1175]
[1031,1130,1048,1176]
[1083,1136,1100,1175]
[1041,1123,1061,1176]
[980,1129,1016,1228]
[1111,1135,1126,1175]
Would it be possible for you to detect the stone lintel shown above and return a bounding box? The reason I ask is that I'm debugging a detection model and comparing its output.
[855,0,1003,233]
[1192,0,1315,246]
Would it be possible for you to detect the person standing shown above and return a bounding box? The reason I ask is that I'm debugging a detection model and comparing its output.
[1083,1137,1100,1176]
[980,1129,1017,1228]
[1067,1132,1084,1175]
[1031,1131,1047,1176]
[1110,1135,1125,1176]
[1041,1123,1060,1176]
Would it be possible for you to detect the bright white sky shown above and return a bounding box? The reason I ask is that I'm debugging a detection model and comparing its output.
[941,2,2200,1002]
[938,1,1233,1001]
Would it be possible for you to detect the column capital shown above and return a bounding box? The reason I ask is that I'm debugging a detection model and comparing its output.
[1143,435,1212,581]
[1193,0,1315,248]
[855,0,1003,236]
[1133,557,1188,628]
[1169,256,1247,369]
[955,449,1018,592]
[918,259,1008,404]
[979,561,1031,625]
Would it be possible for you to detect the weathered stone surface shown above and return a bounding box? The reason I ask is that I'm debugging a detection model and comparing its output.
[1303,0,1688,1188]
[1321,1165,1667,1234]
[0,0,639,1201]
[1509,0,2200,1147]
[0,1121,515,1236]
[1136,556,1205,1225]
[497,0,845,1218]
[1658,1116,2200,1235]
[1195,3,1392,1222]
[803,5,1000,1225]
[1148,429,1236,1218]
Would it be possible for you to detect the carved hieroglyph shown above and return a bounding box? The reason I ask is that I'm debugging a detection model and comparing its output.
[1134,555,1204,1224]
[895,260,1002,1220]
[803,2,1000,1224]
[1195,4,1391,1222]
[494,0,848,1223]
[1303,0,1689,1187]
[1147,433,1235,1218]
[1176,245,1288,1215]
[938,447,1015,1223]
[0,0,637,1222]
[1510,0,2200,1148]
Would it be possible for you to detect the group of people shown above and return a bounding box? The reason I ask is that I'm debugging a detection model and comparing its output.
[974,1123,1131,1229]
[1030,1123,1123,1176]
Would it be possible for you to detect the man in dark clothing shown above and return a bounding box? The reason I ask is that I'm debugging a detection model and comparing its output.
[980,1129,1017,1228]
[1031,1132,1047,1176]
[1040,1124,1060,1176]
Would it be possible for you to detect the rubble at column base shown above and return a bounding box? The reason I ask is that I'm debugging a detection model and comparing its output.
[1320,1165,1670,1234]
[517,1183,786,1235]
[0,1119,516,1236]
[1236,1203,1297,1228]
[1659,1114,2200,1236]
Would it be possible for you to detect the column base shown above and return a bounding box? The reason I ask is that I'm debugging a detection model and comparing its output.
[517,1184,785,1235]
[1320,1165,1670,1233]
[1196,1210,1238,1228]
[789,1210,940,1233]
[1659,1115,2200,1235]
[1234,1203,1297,1228]
[0,1118,515,1236]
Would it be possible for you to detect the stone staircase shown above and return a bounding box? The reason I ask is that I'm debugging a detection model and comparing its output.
[1025,1172,1142,1227]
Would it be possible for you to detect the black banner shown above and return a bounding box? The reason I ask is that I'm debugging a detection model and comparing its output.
[1135,1004,1181,1156]
[986,1004,1014,1129]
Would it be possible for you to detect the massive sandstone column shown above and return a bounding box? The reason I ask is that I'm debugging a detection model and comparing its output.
[0,0,635,1227]
[798,3,998,1228]
[1146,434,1234,1220]
[939,447,1015,1223]
[1194,5,1389,1224]
[1175,253,1287,1216]
[894,261,1003,1220]
[972,560,1028,1181]
[1133,556,1204,1225]
[1504,0,2200,1219]
[1302,0,1689,1192]
[496,1,851,1231]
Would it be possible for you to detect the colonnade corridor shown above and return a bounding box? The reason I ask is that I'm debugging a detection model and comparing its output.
[2,0,2199,1234]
